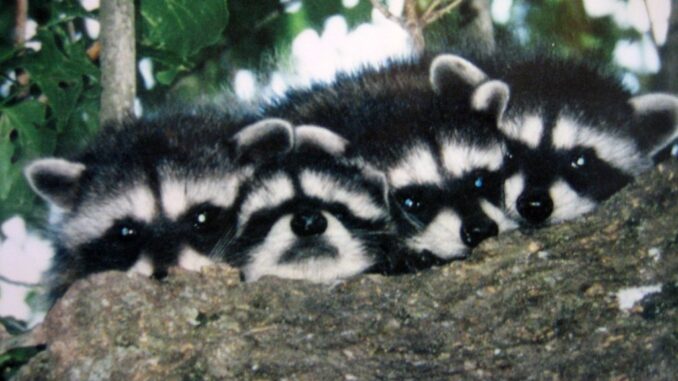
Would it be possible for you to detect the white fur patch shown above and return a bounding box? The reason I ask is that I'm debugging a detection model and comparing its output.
[239,174,295,227]
[548,180,597,223]
[388,145,442,188]
[480,200,518,233]
[63,185,157,248]
[552,115,647,175]
[519,115,544,149]
[501,115,543,149]
[406,209,467,260]
[178,247,214,271]
[441,142,504,177]
[300,170,385,221]
[241,212,372,282]
[551,117,578,149]
[128,255,154,276]
[161,180,188,220]
[503,173,525,221]
[578,126,647,175]
[161,175,242,220]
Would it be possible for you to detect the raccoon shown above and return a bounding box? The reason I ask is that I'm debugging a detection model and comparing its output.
[25,111,294,303]
[220,126,397,282]
[264,55,515,269]
[439,51,678,226]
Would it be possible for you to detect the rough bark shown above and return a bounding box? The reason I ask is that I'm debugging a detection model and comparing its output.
[99,0,136,126]
[4,161,678,380]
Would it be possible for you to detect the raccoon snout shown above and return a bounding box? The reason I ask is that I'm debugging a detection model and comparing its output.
[460,219,499,248]
[516,191,554,224]
[290,210,328,237]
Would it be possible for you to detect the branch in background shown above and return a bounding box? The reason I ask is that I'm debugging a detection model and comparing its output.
[14,0,27,46]
[15,0,30,94]
[369,0,467,54]
[0,275,42,288]
[99,0,136,126]
[422,0,464,24]
[653,2,678,93]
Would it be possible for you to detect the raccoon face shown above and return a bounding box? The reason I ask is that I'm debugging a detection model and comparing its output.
[432,53,678,226]
[58,168,241,277]
[225,127,393,283]
[26,117,294,302]
[500,95,678,226]
[385,137,514,261]
[379,56,515,261]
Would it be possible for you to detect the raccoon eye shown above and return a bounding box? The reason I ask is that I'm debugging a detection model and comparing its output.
[109,221,144,244]
[120,226,137,239]
[473,176,485,189]
[570,151,590,169]
[401,196,423,212]
[504,149,514,161]
[190,205,226,233]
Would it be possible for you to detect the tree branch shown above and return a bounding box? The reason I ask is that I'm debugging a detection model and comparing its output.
[0,274,42,288]
[368,0,405,24]
[99,0,136,126]
[14,0,27,46]
[423,0,465,25]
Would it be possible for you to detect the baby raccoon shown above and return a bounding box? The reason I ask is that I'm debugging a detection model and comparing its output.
[265,55,515,269]
[441,52,678,226]
[221,126,397,282]
[25,111,294,303]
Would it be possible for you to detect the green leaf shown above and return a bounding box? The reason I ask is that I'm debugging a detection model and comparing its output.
[0,101,51,222]
[140,0,229,72]
[0,343,46,380]
[156,69,181,85]
[22,30,99,132]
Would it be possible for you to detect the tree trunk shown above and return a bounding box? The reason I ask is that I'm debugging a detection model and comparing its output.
[458,0,495,54]
[653,5,678,93]
[99,0,136,126]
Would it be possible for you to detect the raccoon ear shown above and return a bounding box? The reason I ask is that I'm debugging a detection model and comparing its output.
[24,158,86,210]
[295,125,349,156]
[628,93,678,156]
[430,54,488,94]
[471,80,510,122]
[231,118,294,163]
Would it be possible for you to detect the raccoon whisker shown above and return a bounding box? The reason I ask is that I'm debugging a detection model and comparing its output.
[208,227,237,258]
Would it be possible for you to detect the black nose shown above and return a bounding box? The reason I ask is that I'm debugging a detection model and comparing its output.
[516,191,554,224]
[290,211,328,237]
[460,218,499,248]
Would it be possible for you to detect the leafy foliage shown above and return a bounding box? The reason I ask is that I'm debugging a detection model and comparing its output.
[0,343,46,380]
[0,0,231,223]
[140,0,229,85]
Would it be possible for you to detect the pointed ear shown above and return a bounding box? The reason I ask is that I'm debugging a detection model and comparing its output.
[295,125,349,156]
[430,54,488,94]
[629,93,678,156]
[24,158,86,210]
[231,118,294,163]
[471,80,510,122]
